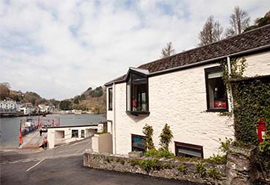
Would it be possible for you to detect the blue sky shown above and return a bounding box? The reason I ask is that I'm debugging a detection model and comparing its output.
[0,0,269,100]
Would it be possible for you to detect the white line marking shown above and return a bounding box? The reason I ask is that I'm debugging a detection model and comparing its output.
[26,159,45,172]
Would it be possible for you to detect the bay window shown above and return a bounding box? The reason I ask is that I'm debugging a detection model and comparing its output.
[126,71,149,115]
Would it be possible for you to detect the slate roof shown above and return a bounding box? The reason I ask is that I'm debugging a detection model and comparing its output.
[105,25,270,86]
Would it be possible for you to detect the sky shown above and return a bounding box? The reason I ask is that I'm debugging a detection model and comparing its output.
[0,0,269,100]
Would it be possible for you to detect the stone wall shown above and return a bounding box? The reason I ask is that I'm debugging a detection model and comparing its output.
[83,150,226,185]
[226,146,258,185]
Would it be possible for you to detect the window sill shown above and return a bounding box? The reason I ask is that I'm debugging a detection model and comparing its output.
[206,108,228,112]
[126,111,150,116]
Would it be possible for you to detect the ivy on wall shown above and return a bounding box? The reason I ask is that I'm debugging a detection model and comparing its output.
[232,78,270,145]
[220,57,270,145]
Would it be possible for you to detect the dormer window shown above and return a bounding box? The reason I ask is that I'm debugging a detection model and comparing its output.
[126,69,149,116]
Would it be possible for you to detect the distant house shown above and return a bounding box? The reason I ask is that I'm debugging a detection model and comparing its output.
[20,103,35,115]
[105,25,270,158]
[0,100,17,114]
[38,104,55,113]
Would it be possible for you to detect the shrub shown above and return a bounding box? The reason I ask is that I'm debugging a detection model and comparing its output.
[260,134,270,156]
[144,148,174,158]
[207,154,226,164]
[143,124,155,150]
[129,159,140,167]
[139,159,160,172]
[161,162,171,169]
[159,124,173,151]
[208,167,221,180]
[195,162,207,177]
[157,149,174,158]
[177,164,186,174]
[144,149,158,157]
[219,137,233,154]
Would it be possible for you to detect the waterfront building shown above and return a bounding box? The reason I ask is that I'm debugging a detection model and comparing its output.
[0,100,17,114]
[20,103,35,115]
[104,25,270,158]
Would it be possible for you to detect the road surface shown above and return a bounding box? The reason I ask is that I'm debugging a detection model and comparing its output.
[1,138,202,185]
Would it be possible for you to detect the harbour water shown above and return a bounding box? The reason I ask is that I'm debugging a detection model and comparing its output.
[0,114,106,148]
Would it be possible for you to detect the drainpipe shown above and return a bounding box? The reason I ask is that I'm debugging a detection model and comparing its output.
[113,82,116,154]
[226,56,233,111]
[227,56,235,126]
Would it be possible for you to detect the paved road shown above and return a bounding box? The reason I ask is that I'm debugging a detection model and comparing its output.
[1,138,202,185]
[1,156,201,185]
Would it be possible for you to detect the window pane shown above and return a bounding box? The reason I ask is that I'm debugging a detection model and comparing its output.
[108,88,113,110]
[127,83,131,111]
[131,73,145,81]
[175,142,203,158]
[208,71,222,79]
[132,83,147,111]
[72,130,78,138]
[207,74,227,110]
[81,130,85,138]
[132,135,145,152]
[177,147,201,157]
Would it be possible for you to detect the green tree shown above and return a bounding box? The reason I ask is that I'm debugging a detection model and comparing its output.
[143,124,155,150]
[59,100,72,110]
[159,124,173,151]
[89,86,103,97]
[73,96,80,104]
[0,82,10,100]
[244,11,270,32]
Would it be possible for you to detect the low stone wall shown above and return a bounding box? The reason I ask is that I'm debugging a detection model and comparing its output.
[83,150,226,185]
[226,146,258,185]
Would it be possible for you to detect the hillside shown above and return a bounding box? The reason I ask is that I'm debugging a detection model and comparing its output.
[0,82,106,114]
[61,86,106,114]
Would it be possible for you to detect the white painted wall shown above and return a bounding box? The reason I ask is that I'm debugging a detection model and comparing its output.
[47,124,102,149]
[244,51,270,77]
[112,63,234,158]
[107,51,270,158]
[107,86,114,121]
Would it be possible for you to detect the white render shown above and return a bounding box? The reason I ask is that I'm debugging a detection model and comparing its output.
[0,100,17,113]
[107,51,270,158]
[244,51,270,77]
[47,124,103,149]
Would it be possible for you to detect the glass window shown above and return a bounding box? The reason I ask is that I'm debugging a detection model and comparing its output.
[72,130,78,138]
[131,134,146,152]
[126,71,149,114]
[205,67,228,111]
[108,88,113,111]
[175,142,203,158]
[81,130,85,138]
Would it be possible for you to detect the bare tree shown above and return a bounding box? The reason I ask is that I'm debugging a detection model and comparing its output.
[226,6,250,37]
[160,42,175,58]
[198,16,223,46]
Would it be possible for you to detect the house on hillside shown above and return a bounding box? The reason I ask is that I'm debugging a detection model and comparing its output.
[104,25,270,158]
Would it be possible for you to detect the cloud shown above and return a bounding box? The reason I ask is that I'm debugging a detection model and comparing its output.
[0,0,269,100]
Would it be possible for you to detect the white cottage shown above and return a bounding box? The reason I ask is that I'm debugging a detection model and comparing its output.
[105,25,270,158]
